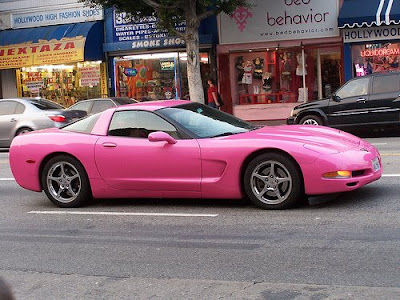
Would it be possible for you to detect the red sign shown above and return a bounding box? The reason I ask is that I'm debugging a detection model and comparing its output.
[361,48,400,57]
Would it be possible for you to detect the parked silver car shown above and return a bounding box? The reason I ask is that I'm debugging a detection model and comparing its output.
[67,97,137,115]
[0,98,86,148]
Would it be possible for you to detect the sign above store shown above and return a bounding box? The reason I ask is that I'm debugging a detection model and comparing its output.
[0,37,85,69]
[343,25,400,43]
[11,6,103,29]
[112,9,186,50]
[219,0,339,44]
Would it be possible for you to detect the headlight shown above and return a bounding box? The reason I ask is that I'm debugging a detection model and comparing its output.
[290,109,295,117]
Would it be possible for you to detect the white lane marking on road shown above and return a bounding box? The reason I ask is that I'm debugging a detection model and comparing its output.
[382,174,400,177]
[28,211,219,217]
[0,178,15,181]
[371,143,388,145]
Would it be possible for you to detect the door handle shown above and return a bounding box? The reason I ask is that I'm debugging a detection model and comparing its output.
[356,98,366,103]
[102,142,117,148]
[10,118,17,122]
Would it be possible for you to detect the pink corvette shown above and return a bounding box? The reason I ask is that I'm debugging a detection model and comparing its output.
[9,100,382,210]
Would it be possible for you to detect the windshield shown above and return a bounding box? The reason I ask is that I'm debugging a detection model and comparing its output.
[27,99,64,110]
[157,103,256,138]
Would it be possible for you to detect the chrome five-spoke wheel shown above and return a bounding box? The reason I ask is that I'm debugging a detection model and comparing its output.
[244,153,303,209]
[42,155,90,207]
[46,161,81,204]
[250,160,292,205]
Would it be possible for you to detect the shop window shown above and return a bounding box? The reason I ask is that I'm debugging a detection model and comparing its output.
[108,110,179,139]
[372,74,400,94]
[352,43,400,77]
[232,45,342,106]
[114,52,210,101]
[19,61,104,108]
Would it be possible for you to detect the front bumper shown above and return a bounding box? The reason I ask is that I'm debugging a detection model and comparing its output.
[301,142,382,195]
[286,116,296,125]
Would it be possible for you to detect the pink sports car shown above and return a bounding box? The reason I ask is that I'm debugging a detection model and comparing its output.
[9,100,382,210]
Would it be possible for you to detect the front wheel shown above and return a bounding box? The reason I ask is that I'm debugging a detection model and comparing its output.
[41,155,91,208]
[299,115,323,126]
[243,153,303,210]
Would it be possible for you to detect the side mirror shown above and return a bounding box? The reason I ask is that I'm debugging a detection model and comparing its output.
[332,95,340,102]
[148,131,177,144]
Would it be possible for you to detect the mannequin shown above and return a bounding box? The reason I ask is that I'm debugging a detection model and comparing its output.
[235,56,245,82]
[296,52,307,76]
[253,57,264,79]
[262,72,272,92]
[242,60,253,85]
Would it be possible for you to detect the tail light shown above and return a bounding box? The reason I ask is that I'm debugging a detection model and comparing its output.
[48,115,66,123]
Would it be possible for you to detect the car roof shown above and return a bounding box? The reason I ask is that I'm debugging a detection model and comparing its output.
[116,100,191,112]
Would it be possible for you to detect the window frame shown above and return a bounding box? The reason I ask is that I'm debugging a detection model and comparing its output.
[107,110,185,140]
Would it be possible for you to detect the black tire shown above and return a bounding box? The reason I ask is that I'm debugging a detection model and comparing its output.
[15,127,33,136]
[299,115,323,126]
[41,155,91,208]
[243,153,303,210]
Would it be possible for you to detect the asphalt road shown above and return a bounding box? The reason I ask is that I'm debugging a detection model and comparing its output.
[0,136,399,299]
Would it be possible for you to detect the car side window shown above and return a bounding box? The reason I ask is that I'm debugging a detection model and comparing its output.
[108,110,180,139]
[70,101,92,113]
[91,100,114,114]
[0,101,18,116]
[336,77,370,99]
[15,103,25,114]
[372,75,400,94]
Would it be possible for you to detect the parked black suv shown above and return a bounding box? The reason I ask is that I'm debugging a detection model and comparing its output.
[287,72,400,129]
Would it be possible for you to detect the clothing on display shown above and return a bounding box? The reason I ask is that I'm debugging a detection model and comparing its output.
[235,56,245,82]
[253,57,264,79]
[262,72,272,92]
[296,53,307,76]
[242,60,253,85]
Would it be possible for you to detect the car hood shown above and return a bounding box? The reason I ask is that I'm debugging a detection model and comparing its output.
[293,98,330,110]
[240,125,362,153]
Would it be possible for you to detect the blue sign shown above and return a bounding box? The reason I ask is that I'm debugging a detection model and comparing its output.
[112,10,186,43]
[123,68,137,76]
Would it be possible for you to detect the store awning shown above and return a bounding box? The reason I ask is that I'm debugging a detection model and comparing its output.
[0,21,104,69]
[338,0,400,28]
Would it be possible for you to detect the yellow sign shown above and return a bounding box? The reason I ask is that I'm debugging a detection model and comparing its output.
[0,37,85,69]
[100,62,108,97]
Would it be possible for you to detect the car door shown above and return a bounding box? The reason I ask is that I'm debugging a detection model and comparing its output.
[368,74,400,124]
[328,77,371,127]
[94,110,201,192]
[0,101,20,147]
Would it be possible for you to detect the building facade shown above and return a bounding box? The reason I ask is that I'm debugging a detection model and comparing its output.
[339,0,400,81]
[217,0,344,121]
[0,0,105,106]
[103,8,218,101]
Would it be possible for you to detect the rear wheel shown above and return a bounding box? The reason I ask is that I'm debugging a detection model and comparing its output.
[15,127,33,136]
[299,115,323,126]
[243,153,303,210]
[41,155,91,208]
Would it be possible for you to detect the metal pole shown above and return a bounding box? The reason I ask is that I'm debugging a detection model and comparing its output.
[302,47,307,102]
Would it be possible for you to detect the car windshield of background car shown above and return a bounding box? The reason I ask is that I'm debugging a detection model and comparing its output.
[28,99,64,110]
[158,103,255,138]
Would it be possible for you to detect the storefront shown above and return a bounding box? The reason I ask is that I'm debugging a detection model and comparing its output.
[217,0,343,121]
[0,6,106,106]
[103,8,218,101]
[339,0,400,81]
